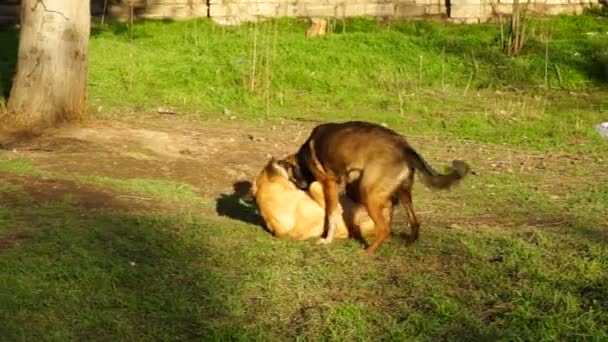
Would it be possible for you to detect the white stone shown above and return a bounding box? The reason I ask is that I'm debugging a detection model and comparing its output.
[425,4,446,14]
[277,3,299,16]
[148,0,193,5]
[448,17,481,24]
[209,5,228,17]
[395,4,427,16]
[493,3,513,14]
[253,3,278,16]
[450,4,485,18]
[450,0,485,5]
[364,3,395,16]
[344,4,366,16]
[304,4,336,16]
[159,0,600,23]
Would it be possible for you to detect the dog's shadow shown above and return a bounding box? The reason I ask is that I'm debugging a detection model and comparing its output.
[215,181,266,229]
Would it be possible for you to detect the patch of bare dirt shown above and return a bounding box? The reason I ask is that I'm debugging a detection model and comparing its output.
[1,115,314,199]
[0,113,602,223]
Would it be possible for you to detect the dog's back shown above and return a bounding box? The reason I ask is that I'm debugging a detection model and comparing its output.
[298,121,468,190]
[297,121,412,194]
[309,121,406,172]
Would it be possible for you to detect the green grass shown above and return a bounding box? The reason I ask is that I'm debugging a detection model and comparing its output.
[0,159,40,175]
[1,14,608,340]
[1,16,607,150]
[82,16,608,152]
[1,178,606,340]
[1,141,607,340]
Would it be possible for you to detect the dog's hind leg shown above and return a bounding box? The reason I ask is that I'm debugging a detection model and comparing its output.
[363,194,392,254]
[397,173,420,245]
[365,201,391,254]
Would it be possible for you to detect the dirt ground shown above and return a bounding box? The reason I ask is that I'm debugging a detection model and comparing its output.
[0,113,602,224]
[0,114,317,213]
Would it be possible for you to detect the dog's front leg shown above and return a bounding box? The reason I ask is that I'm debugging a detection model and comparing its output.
[318,179,339,245]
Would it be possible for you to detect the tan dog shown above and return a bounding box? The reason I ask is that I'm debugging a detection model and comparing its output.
[251,157,385,241]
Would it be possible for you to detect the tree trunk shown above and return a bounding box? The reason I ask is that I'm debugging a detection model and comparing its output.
[6,0,90,128]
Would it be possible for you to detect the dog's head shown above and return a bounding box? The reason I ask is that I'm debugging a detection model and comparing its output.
[278,154,309,190]
[250,156,309,198]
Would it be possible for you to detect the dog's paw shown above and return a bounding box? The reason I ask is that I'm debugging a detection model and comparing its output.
[357,249,368,255]
[316,237,331,245]
[362,248,377,256]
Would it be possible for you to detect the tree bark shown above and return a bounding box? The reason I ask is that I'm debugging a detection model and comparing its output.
[6,0,90,128]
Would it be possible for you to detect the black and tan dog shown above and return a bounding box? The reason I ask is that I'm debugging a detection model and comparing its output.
[282,120,470,254]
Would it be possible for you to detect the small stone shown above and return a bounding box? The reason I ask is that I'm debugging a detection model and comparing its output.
[157,107,176,115]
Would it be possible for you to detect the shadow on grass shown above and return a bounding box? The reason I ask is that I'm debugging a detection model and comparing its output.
[91,21,154,40]
[574,224,608,244]
[2,175,607,340]
[0,28,18,100]
[90,18,179,39]
[0,186,263,340]
[474,198,608,246]
[215,180,266,228]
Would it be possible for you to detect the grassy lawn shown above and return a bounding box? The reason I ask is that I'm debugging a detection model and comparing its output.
[1,158,607,340]
[83,15,608,151]
[1,14,608,340]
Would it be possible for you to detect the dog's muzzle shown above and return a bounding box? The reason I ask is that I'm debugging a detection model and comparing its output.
[292,178,310,190]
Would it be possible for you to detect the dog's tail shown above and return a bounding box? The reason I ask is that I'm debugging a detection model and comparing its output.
[404,147,470,189]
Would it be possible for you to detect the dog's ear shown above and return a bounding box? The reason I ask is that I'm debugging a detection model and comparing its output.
[269,158,290,179]
[263,156,279,174]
